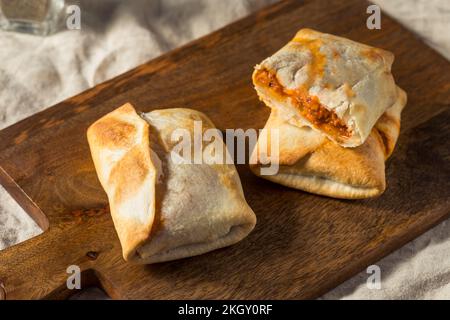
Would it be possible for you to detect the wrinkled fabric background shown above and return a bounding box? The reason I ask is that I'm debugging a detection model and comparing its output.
[0,0,449,299]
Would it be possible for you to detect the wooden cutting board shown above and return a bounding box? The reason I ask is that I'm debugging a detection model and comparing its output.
[0,0,449,300]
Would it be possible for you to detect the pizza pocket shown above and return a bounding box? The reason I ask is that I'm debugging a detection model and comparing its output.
[87,104,256,264]
[253,28,400,148]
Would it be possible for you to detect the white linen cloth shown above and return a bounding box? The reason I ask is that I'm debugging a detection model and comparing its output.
[0,0,448,299]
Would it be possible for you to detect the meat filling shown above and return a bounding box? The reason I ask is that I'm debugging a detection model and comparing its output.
[254,69,350,139]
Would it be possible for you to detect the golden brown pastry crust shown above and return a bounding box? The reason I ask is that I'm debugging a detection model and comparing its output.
[87,103,156,260]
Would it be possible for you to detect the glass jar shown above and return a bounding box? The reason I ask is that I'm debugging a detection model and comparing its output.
[0,0,65,36]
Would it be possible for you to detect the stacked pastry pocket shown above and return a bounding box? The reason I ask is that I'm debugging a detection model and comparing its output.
[250,29,407,199]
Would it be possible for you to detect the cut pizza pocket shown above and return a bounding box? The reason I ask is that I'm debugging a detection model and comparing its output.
[87,104,256,264]
[253,28,400,147]
[250,87,407,199]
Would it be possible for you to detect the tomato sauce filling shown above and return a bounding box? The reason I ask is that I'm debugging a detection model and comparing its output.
[254,69,350,139]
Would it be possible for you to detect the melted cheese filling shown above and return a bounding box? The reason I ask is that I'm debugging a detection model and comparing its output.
[254,69,350,140]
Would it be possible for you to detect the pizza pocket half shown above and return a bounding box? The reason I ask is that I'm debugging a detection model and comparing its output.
[253,28,400,148]
[87,103,256,264]
[250,87,407,199]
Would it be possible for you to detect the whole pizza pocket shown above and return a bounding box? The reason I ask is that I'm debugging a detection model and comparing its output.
[87,104,256,264]
[250,87,407,199]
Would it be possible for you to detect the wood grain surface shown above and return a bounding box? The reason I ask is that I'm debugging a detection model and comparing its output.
[0,0,449,300]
